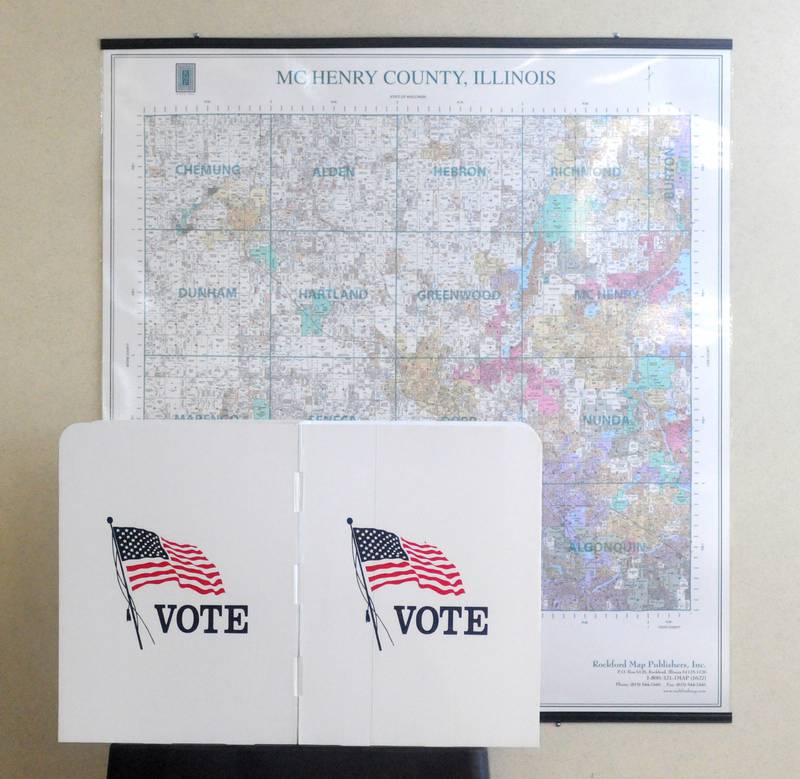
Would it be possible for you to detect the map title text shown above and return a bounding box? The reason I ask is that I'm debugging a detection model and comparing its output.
[275,69,557,87]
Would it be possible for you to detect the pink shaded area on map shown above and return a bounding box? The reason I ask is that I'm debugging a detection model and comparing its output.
[452,357,562,415]
[485,301,509,341]
[522,362,561,415]
[665,419,690,465]
[605,272,640,290]
[453,358,516,391]
[605,234,682,299]
[648,269,681,304]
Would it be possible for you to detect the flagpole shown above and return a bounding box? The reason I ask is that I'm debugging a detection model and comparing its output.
[347,517,382,651]
[108,517,143,650]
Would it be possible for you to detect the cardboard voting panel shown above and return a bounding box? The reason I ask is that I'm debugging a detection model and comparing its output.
[59,422,299,744]
[299,423,541,747]
[59,421,541,746]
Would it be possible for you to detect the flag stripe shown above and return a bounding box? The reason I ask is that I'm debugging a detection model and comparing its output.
[367,560,460,579]
[162,542,206,554]
[404,546,444,557]
[161,539,202,551]
[128,566,218,583]
[365,560,412,573]
[127,567,222,587]
[407,551,450,563]
[163,545,205,557]
[408,554,454,569]
[125,559,171,572]
[125,559,219,578]
[169,558,215,570]
[124,560,221,582]
[371,576,465,596]
[131,575,225,595]
[165,549,209,561]
[127,563,221,581]
[404,545,446,558]
[366,566,412,581]
[404,562,460,578]
[400,538,439,551]
[369,569,462,589]
[368,567,460,586]
[169,563,220,578]
[169,559,211,570]
[126,563,220,582]
[367,563,461,581]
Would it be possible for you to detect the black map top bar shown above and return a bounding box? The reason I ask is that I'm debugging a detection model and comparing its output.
[101,36,732,51]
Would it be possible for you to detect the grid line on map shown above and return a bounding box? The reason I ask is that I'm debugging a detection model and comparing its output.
[519,107,524,419]
[142,114,147,420]
[268,115,273,418]
[394,113,399,418]
[140,227,689,234]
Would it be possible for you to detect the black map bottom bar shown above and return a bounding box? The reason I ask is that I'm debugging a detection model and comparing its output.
[100,36,732,51]
[542,712,732,723]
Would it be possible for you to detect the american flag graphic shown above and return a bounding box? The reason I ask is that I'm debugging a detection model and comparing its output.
[353,527,465,596]
[112,526,225,595]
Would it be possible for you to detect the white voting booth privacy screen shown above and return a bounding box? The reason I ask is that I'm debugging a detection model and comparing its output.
[59,421,541,746]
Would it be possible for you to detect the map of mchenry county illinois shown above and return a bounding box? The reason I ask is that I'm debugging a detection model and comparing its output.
[142,112,692,612]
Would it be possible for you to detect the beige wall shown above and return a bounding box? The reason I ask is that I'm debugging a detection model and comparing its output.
[2,2,798,776]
